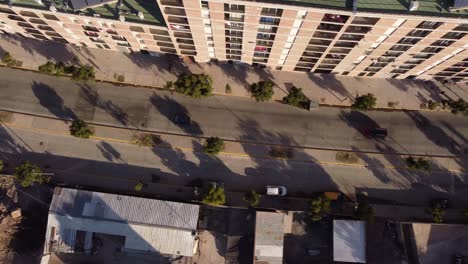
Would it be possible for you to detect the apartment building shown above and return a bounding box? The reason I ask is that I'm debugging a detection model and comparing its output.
[0,0,467,82]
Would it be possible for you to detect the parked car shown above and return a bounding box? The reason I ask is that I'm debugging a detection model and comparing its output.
[431,198,450,209]
[266,186,287,196]
[173,113,191,125]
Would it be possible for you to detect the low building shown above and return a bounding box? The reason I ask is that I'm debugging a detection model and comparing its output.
[43,187,200,257]
[410,223,468,264]
[253,211,285,264]
[333,220,367,263]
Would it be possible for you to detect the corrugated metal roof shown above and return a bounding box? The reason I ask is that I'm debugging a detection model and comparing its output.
[333,220,366,263]
[254,211,284,264]
[50,188,199,230]
[47,213,196,256]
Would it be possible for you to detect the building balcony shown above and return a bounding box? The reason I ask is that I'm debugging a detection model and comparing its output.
[259,17,280,26]
[153,36,173,42]
[176,38,194,45]
[227,55,241,60]
[317,23,343,32]
[225,22,243,30]
[167,16,188,24]
[302,51,322,58]
[296,62,315,68]
[226,44,242,50]
[164,7,186,16]
[334,41,358,48]
[257,26,277,34]
[322,14,349,23]
[224,14,244,22]
[226,49,242,55]
[345,26,372,34]
[179,44,195,50]
[261,8,283,17]
[339,34,364,41]
[351,17,379,25]
[161,0,183,7]
[174,32,192,39]
[160,47,177,54]
[253,57,268,63]
[299,57,318,63]
[305,46,326,52]
[224,4,245,13]
[225,30,243,37]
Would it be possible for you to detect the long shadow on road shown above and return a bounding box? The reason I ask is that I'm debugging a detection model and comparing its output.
[31,81,77,120]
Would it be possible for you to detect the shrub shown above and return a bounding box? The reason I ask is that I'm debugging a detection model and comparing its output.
[243,189,260,207]
[427,100,439,110]
[406,156,431,172]
[309,194,331,221]
[203,137,225,155]
[202,186,226,205]
[14,161,49,187]
[0,160,3,172]
[336,152,359,164]
[447,99,468,115]
[250,80,274,102]
[356,200,375,222]
[174,74,213,98]
[38,61,74,76]
[72,65,95,81]
[430,206,445,223]
[464,210,468,223]
[282,87,310,109]
[225,84,232,94]
[69,119,94,138]
[131,133,161,147]
[134,181,144,191]
[352,93,377,111]
[2,52,22,67]
[164,81,173,90]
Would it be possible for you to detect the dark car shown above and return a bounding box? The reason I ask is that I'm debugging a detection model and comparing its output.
[173,113,191,125]
[371,128,388,139]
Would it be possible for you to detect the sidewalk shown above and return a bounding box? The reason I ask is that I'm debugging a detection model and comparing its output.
[1,34,467,111]
[2,109,462,177]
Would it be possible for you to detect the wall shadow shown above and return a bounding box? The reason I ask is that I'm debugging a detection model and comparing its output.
[31,81,77,120]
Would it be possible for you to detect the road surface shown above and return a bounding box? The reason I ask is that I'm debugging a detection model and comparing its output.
[0,124,466,207]
[0,68,467,157]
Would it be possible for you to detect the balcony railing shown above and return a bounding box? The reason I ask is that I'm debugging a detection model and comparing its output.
[161,0,183,7]
[164,7,186,16]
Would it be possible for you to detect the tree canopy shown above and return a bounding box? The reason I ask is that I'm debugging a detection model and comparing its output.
[352,93,377,111]
[202,186,226,205]
[203,137,225,155]
[174,74,213,98]
[14,161,49,187]
[69,119,94,138]
[309,194,331,221]
[250,80,275,102]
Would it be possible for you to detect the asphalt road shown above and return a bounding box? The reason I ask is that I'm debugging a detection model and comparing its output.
[1,124,466,207]
[0,68,467,157]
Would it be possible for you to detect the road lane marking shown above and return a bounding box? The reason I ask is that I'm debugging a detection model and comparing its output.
[1,121,463,173]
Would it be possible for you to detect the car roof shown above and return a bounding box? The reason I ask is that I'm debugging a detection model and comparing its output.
[266,186,279,195]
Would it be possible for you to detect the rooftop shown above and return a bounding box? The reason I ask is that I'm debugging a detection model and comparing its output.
[254,211,285,264]
[261,0,468,18]
[1,0,165,26]
[45,188,200,256]
[333,220,366,263]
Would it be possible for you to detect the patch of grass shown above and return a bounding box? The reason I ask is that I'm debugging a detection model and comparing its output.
[336,152,359,164]
[131,133,162,147]
[2,52,22,67]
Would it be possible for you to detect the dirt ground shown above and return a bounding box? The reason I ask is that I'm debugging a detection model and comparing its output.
[0,175,52,264]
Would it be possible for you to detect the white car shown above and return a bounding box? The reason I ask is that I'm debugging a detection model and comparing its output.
[266,186,287,196]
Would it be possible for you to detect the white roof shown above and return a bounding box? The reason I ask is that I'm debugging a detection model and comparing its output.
[333,220,366,263]
[254,211,284,264]
[266,187,280,195]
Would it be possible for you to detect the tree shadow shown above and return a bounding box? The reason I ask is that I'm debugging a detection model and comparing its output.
[405,111,461,155]
[31,81,77,120]
[1,34,76,65]
[339,110,380,138]
[78,84,132,127]
[308,73,352,101]
[149,93,203,135]
[96,141,125,163]
[237,118,338,198]
[123,52,190,77]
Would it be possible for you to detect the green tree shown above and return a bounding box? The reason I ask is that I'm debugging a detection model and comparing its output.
[69,119,94,138]
[250,80,274,102]
[203,137,225,155]
[309,194,331,221]
[282,87,310,109]
[174,74,213,98]
[356,200,375,222]
[202,186,226,205]
[14,161,49,187]
[72,65,95,81]
[0,160,4,172]
[243,189,261,207]
[406,156,431,172]
[352,93,377,111]
[464,210,468,223]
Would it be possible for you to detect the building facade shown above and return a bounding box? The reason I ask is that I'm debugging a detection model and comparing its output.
[0,0,467,81]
